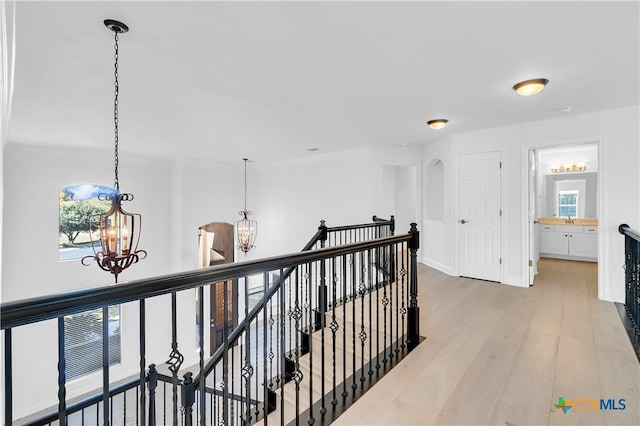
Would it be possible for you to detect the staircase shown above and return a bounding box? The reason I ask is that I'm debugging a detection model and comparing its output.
[268,290,410,425]
[2,217,422,426]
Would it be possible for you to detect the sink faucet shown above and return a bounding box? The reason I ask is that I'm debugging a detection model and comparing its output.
[565,215,574,224]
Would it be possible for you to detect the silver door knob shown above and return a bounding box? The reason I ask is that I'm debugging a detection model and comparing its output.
[459,219,469,224]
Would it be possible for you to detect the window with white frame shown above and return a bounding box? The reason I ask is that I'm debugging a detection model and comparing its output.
[557,190,578,218]
[58,184,116,261]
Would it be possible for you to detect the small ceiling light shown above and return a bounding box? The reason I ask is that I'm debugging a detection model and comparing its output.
[82,19,146,281]
[235,159,257,254]
[427,119,448,130]
[512,78,549,96]
[559,106,573,113]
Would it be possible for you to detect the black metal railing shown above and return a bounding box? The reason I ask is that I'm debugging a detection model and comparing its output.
[2,216,421,425]
[619,224,640,361]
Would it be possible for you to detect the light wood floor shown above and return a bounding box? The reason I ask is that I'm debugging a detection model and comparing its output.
[333,259,639,426]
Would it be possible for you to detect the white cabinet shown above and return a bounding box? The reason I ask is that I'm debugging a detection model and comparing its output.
[539,225,597,261]
[540,225,570,255]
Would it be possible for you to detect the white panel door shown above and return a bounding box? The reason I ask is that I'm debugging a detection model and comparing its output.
[459,151,502,281]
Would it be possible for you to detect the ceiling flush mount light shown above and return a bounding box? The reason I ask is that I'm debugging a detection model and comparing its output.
[82,19,146,281]
[427,119,448,130]
[236,159,257,254]
[512,78,549,96]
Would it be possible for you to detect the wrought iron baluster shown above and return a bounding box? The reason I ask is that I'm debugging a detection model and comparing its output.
[330,257,339,407]
[148,364,158,426]
[359,251,367,389]
[279,268,286,426]
[288,268,293,362]
[123,389,127,425]
[400,243,407,350]
[139,299,147,426]
[213,359,218,426]
[263,272,269,424]
[213,359,217,426]
[395,244,401,356]
[351,253,357,393]
[135,385,139,426]
[368,249,373,380]
[167,293,184,426]
[275,272,281,388]
[308,261,317,424]
[102,306,110,425]
[181,372,195,426]
[303,257,309,334]
[319,259,327,418]
[407,223,421,350]
[3,328,10,426]
[389,246,396,361]
[375,246,381,375]
[231,329,236,426]
[293,268,302,421]
[243,275,253,425]
[57,318,67,425]
[341,254,348,400]
[255,304,260,419]
[222,279,229,426]
[382,245,389,367]
[198,287,205,426]
[268,272,275,390]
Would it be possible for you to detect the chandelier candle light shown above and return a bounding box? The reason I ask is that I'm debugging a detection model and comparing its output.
[82,19,146,281]
[236,158,257,254]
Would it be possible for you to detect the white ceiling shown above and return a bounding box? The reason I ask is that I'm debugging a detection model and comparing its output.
[4,1,639,165]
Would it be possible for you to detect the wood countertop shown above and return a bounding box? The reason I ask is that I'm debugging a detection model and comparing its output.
[538,217,598,226]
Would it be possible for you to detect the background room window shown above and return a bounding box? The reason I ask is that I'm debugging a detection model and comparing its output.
[59,184,116,261]
[557,190,578,217]
[64,305,121,380]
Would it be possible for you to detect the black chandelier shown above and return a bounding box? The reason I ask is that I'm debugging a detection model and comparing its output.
[235,158,257,254]
[82,19,146,281]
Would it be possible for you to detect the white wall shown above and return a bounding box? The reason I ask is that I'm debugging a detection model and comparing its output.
[248,147,422,259]
[1,142,423,418]
[1,143,244,418]
[422,135,455,275]
[422,106,640,302]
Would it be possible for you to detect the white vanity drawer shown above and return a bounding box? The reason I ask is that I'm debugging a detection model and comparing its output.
[555,225,578,233]
[584,226,597,233]
[540,225,555,232]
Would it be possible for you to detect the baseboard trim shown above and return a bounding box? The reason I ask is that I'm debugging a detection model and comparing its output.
[422,257,455,276]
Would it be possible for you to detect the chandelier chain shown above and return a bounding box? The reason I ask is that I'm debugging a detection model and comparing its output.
[243,158,248,211]
[113,31,120,191]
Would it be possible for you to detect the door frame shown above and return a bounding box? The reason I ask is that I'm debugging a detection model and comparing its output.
[520,136,605,293]
[455,150,504,283]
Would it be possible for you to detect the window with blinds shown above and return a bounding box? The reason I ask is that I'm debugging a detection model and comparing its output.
[64,305,121,380]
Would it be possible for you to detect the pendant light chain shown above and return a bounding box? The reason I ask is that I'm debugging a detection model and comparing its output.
[83,19,146,279]
[243,158,248,211]
[113,30,120,191]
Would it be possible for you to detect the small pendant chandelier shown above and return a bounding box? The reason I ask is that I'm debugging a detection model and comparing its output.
[82,19,146,282]
[235,158,257,254]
